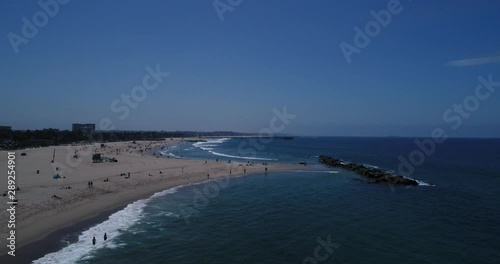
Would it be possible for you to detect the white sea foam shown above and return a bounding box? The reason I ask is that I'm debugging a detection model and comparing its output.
[363,164,379,169]
[170,153,182,158]
[209,151,278,161]
[398,176,434,187]
[33,187,182,263]
[158,151,182,158]
[192,138,230,149]
[295,170,339,174]
[202,147,214,151]
[191,138,277,161]
[164,212,180,217]
[416,180,434,186]
[168,153,182,158]
[192,138,230,150]
[192,142,213,151]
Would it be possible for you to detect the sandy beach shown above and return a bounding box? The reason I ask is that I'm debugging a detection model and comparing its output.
[0,139,301,256]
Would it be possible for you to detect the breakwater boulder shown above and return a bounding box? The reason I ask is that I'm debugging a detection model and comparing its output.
[319,155,418,185]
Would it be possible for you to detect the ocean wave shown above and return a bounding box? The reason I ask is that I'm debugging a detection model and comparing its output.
[201,147,214,151]
[363,164,379,169]
[295,170,339,174]
[168,153,182,159]
[416,180,434,186]
[193,143,214,151]
[164,212,180,217]
[150,211,180,218]
[33,187,182,263]
[169,153,182,159]
[33,201,147,263]
[192,138,230,151]
[158,151,182,158]
[209,151,278,161]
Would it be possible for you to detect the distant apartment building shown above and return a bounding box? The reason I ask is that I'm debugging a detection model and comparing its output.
[72,123,95,134]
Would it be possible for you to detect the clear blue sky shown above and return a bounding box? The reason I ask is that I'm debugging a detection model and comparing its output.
[1,0,499,137]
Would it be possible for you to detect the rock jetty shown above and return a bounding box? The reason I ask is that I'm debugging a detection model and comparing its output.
[319,155,418,185]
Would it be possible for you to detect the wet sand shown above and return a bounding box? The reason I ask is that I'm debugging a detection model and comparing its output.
[0,139,301,257]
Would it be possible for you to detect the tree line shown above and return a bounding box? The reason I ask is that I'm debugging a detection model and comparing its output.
[0,129,247,150]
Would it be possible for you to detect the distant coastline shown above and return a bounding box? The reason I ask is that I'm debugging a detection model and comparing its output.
[0,128,295,150]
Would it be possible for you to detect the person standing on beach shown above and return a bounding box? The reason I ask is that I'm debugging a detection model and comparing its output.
[104,233,107,241]
[92,236,96,245]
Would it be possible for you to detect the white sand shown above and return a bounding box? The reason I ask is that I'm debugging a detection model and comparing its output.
[0,139,300,255]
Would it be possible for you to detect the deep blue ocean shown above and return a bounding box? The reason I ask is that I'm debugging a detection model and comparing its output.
[34,137,500,263]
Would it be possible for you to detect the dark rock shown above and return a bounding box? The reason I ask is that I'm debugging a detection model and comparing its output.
[319,155,418,186]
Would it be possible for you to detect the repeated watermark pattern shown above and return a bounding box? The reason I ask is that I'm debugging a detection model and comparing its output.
[237,106,296,158]
[178,106,296,223]
[7,0,71,54]
[302,235,340,264]
[178,176,230,223]
[395,74,498,180]
[339,0,410,64]
[213,0,244,22]
[101,64,170,131]
[52,64,169,176]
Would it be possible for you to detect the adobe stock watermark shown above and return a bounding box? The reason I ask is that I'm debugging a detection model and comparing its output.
[213,0,244,22]
[339,0,408,64]
[177,107,295,223]
[396,74,498,179]
[237,107,296,159]
[52,64,169,176]
[100,64,170,131]
[178,176,231,223]
[303,235,340,264]
[7,0,71,54]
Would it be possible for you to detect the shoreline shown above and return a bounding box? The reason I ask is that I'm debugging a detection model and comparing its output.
[5,170,300,262]
[0,139,303,259]
[0,206,124,263]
